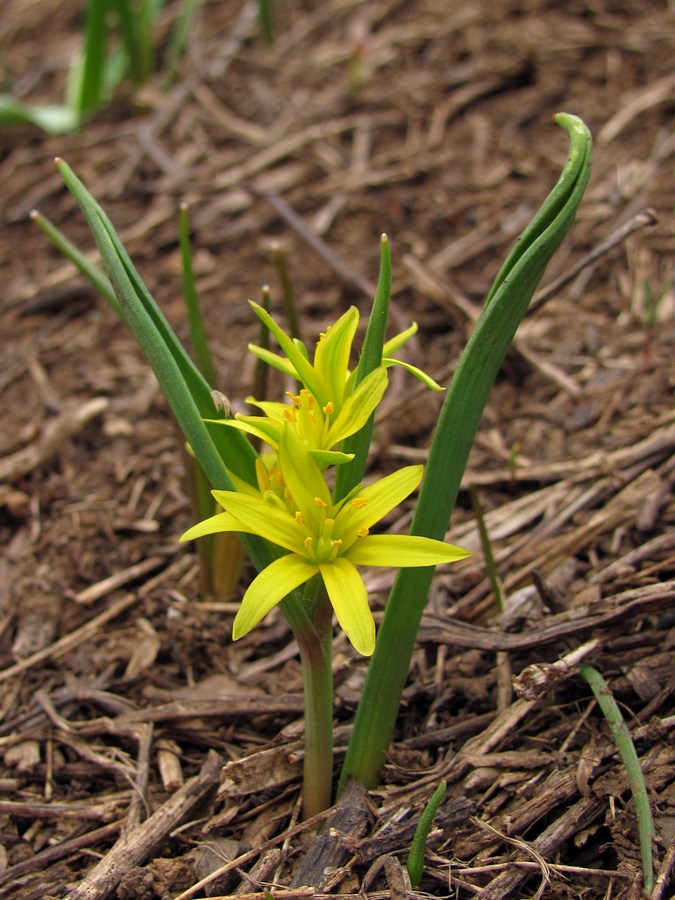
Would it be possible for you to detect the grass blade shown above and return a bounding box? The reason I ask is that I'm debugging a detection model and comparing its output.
[580,665,654,893]
[179,203,216,386]
[30,209,122,317]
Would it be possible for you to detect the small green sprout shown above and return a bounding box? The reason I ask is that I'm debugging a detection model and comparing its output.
[580,665,655,893]
[406,780,447,887]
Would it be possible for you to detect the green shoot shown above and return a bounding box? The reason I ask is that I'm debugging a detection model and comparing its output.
[406,780,447,888]
[3,0,191,133]
[257,0,275,44]
[179,203,216,387]
[580,665,655,894]
[30,209,122,317]
[469,486,504,614]
[270,242,302,344]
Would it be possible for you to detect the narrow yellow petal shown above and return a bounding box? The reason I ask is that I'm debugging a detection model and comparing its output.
[346,534,470,567]
[326,367,387,446]
[337,465,423,544]
[213,491,307,555]
[180,511,251,542]
[312,306,359,405]
[278,425,331,527]
[319,558,375,656]
[233,555,317,639]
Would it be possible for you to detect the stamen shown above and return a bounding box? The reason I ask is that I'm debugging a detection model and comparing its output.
[330,539,343,548]
[351,498,369,509]
[358,526,369,537]
[314,497,328,508]
[295,511,304,524]
[323,401,334,415]
[304,536,313,549]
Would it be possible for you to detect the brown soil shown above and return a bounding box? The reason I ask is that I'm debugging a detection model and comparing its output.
[1,1,674,897]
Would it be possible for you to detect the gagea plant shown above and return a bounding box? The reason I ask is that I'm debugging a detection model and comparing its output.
[35,113,592,818]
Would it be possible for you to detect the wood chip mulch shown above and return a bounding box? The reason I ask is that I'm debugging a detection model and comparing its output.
[0,0,673,897]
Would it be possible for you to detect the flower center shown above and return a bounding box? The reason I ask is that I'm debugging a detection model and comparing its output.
[299,499,345,564]
[283,389,334,450]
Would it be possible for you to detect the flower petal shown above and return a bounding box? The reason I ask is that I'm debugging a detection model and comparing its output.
[233,554,317,639]
[243,398,289,422]
[207,415,282,447]
[312,307,359,405]
[382,322,417,356]
[309,449,355,467]
[248,302,321,397]
[319,557,375,656]
[337,465,423,544]
[346,534,470,567]
[278,424,332,528]
[212,490,306,554]
[247,345,297,380]
[383,358,444,391]
[326,367,387,446]
[180,511,253,542]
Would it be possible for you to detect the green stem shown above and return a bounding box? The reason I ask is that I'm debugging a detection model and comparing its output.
[580,665,654,894]
[295,589,334,819]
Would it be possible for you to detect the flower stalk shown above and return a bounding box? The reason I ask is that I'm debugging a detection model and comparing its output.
[296,585,334,820]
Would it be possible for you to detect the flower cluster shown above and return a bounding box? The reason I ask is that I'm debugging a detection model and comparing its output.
[182,305,468,655]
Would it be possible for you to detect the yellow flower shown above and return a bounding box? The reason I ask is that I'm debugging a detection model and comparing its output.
[209,304,441,467]
[182,425,469,656]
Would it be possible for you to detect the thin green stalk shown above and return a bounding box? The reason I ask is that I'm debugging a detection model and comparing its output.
[112,0,154,86]
[257,0,275,44]
[406,780,447,887]
[295,586,334,819]
[74,0,108,117]
[29,209,122,318]
[163,0,200,87]
[333,234,391,502]
[580,665,654,894]
[270,242,302,343]
[179,203,216,387]
[340,114,592,793]
[469,485,504,613]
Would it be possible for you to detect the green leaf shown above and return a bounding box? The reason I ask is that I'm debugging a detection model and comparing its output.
[30,210,121,315]
[56,158,258,486]
[341,113,593,792]
[0,96,79,134]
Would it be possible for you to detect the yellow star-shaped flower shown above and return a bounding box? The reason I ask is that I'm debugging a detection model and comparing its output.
[182,425,469,655]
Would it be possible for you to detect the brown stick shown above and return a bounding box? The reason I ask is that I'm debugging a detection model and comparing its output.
[65,750,223,900]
